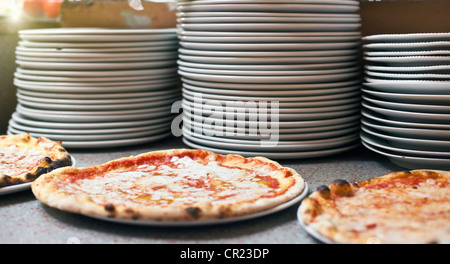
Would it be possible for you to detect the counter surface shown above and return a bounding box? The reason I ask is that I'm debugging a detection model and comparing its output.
[0,136,402,244]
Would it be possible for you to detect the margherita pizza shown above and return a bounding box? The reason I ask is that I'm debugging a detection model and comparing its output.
[299,170,450,244]
[31,149,305,222]
[0,133,72,188]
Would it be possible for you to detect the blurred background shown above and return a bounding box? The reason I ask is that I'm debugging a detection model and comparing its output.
[1,0,450,134]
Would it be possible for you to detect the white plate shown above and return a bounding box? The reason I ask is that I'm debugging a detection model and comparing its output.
[18,40,178,49]
[365,65,450,74]
[183,96,361,112]
[17,104,172,122]
[361,131,450,158]
[8,129,172,149]
[178,30,360,40]
[177,60,357,71]
[86,182,309,226]
[179,30,361,37]
[183,103,360,122]
[182,77,361,90]
[15,79,180,93]
[0,156,76,196]
[17,96,179,111]
[183,137,360,159]
[8,125,170,142]
[179,22,360,32]
[179,47,358,57]
[363,41,450,51]
[364,50,450,57]
[361,137,450,170]
[361,125,450,151]
[182,82,360,97]
[183,86,360,102]
[183,117,360,141]
[184,125,360,144]
[15,59,176,70]
[178,34,361,44]
[16,54,177,64]
[19,34,177,42]
[361,88,450,104]
[9,118,170,136]
[16,88,180,101]
[179,65,360,76]
[178,10,360,17]
[183,98,360,115]
[179,41,360,51]
[361,117,450,141]
[14,71,178,83]
[183,92,360,109]
[178,15,360,24]
[177,3,359,13]
[183,108,361,129]
[363,78,450,94]
[16,91,180,105]
[177,0,359,6]
[16,103,172,116]
[15,67,178,78]
[361,108,450,130]
[14,77,180,88]
[178,70,360,84]
[15,50,177,59]
[16,42,178,54]
[363,33,450,43]
[364,56,450,66]
[362,102,450,124]
[363,95,450,114]
[183,131,359,151]
[11,112,174,130]
[179,53,359,64]
[19,28,178,35]
[365,70,450,81]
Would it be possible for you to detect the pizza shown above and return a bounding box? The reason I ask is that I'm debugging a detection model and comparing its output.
[31,149,305,222]
[299,170,450,244]
[0,133,72,188]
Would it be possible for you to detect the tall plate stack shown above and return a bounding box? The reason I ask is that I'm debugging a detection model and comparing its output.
[177,0,363,159]
[7,28,181,149]
[361,33,450,170]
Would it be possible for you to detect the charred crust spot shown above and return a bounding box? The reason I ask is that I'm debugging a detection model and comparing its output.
[185,207,201,219]
[330,179,354,197]
[316,185,331,199]
[47,156,72,172]
[332,179,351,187]
[0,175,13,187]
[218,206,232,218]
[26,173,36,181]
[124,208,140,220]
[44,156,52,164]
[104,204,115,213]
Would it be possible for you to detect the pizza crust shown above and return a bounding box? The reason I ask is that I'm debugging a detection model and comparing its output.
[299,170,450,244]
[32,149,305,222]
[0,133,72,188]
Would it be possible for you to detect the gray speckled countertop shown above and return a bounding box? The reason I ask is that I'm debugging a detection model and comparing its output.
[0,136,402,244]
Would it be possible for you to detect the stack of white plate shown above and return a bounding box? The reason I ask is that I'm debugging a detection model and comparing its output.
[361,32,450,170]
[7,28,181,149]
[176,0,363,159]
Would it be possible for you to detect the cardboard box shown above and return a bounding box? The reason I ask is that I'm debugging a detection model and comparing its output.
[359,0,450,36]
[60,0,177,29]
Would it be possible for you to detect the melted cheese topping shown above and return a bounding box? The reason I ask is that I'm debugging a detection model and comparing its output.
[58,156,282,208]
[0,145,46,177]
[311,177,450,244]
